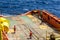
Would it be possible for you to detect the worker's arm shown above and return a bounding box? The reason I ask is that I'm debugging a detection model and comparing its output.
[2,31,8,40]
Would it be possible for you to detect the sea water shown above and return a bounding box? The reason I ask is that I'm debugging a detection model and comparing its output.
[0,0,60,18]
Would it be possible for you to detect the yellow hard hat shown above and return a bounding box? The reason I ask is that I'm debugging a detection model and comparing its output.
[0,17,9,32]
[0,17,9,23]
[0,24,3,31]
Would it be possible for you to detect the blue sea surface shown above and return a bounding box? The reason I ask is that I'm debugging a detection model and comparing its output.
[0,0,60,18]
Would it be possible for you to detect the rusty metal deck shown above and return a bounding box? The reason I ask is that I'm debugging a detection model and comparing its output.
[5,15,60,40]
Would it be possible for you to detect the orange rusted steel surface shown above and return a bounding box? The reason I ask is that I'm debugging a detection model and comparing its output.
[42,10,60,30]
[26,10,60,30]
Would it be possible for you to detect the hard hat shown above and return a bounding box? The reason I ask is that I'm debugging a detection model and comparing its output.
[0,17,9,32]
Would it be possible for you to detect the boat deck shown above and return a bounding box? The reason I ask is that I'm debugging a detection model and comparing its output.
[6,15,60,40]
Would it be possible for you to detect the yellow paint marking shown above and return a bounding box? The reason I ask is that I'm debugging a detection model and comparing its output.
[27,15,33,18]
[39,25,48,29]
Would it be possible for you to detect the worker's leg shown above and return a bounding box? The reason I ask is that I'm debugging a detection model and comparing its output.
[30,35,32,39]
